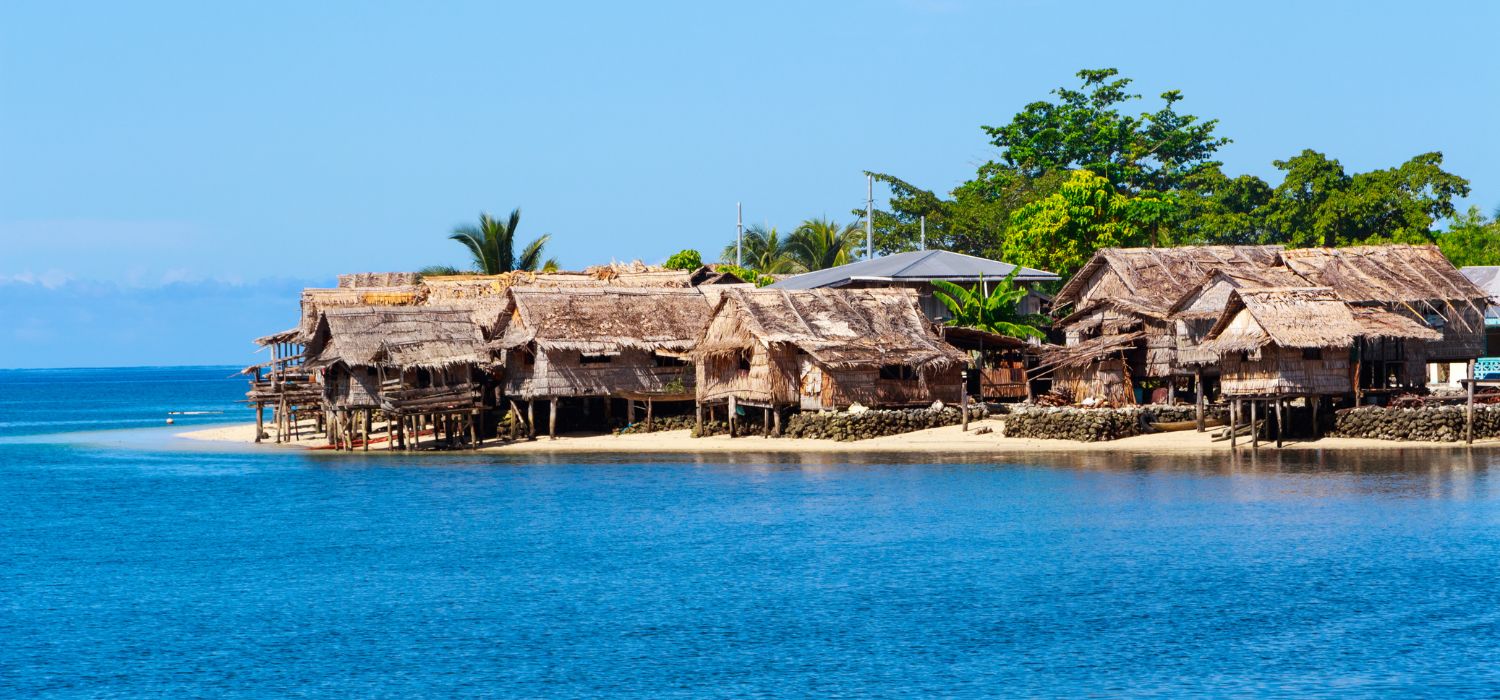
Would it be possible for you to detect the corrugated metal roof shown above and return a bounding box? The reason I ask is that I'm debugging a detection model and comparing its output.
[1463,266,1500,325]
[766,250,1057,290]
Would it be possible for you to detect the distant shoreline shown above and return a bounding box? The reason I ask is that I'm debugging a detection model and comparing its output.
[176,420,1500,455]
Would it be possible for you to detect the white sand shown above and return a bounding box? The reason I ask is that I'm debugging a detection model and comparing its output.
[176,419,1500,455]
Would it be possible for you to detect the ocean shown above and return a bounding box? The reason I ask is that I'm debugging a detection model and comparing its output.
[3,367,1500,696]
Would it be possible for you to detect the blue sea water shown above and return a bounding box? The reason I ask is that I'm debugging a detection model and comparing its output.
[4,368,1500,697]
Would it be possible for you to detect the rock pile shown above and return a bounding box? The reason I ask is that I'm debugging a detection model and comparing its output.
[1004,406,1225,442]
[782,405,987,442]
[1334,405,1500,442]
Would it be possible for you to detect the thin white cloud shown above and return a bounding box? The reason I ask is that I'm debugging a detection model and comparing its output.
[0,269,72,289]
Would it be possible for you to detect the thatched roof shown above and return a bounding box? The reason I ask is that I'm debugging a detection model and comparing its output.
[306,305,499,370]
[699,287,967,369]
[1168,266,1314,319]
[494,286,712,355]
[1054,245,1285,313]
[298,286,425,339]
[338,272,420,288]
[1280,245,1488,305]
[1035,331,1146,372]
[1200,287,1441,354]
[253,328,302,347]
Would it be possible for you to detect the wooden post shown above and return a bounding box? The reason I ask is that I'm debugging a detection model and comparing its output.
[762,407,770,438]
[363,410,372,451]
[255,403,265,443]
[646,398,654,433]
[627,399,636,425]
[694,402,703,437]
[473,411,482,448]
[527,400,536,440]
[508,400,522,440]
[549,398,558,439]
[1251,400,1259,450]
[605,398,614,426]
[1274,397,1283,448]
[1466,378,1476,445]
[1229,398,1238,448]
[961,389,970,432]
[772,405,781,436]
[1194,370,1205,432]
[728,396,737,438]
[1312,395,1321,439]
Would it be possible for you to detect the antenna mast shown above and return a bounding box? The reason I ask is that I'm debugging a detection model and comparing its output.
[866,174,874,260]
[736,202,743,268]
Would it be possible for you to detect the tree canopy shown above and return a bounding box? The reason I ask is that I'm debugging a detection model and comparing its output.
[864,67,1479,271]
[444,209,558,274]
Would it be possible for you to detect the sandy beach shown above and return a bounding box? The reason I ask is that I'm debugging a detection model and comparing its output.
[176,418,1500,455]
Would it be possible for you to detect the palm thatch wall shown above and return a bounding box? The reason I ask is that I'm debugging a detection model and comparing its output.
[696,288,967,410]
[495,287,711,400]
[1280,245,1489,361]
[1200,288,1441,397]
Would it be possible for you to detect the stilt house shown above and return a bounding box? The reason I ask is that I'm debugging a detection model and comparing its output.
[304,304,505,448]
[493,287,713,435]
[1279,245,1490,365]
[1199,287,1440,398]
[695,288,968,415]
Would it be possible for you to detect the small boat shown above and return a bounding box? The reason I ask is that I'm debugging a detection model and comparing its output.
[1150,418,1223,432]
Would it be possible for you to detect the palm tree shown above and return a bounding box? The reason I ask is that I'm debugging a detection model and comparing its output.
[447,208,558,274]
[931,269,1047,340]
[787,217,863,271]
[720,225,796,275]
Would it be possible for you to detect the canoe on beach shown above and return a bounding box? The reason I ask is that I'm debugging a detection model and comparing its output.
[1150,418,1224,432]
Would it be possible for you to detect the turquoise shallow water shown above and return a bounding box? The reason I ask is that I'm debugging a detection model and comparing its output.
[4,368,1500,697]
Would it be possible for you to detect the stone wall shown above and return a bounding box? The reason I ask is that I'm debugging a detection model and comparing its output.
[1003,406,1226,442]
[781,406,987,442]
[1334,405,1500,442]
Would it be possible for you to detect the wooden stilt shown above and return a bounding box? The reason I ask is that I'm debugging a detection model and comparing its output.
[549,398,558,439]
[1194,370,1205,432]
[728,396,737,438]
[961,390,970,431]
[762,407,770,438]
[605,397,614,426]
[646,398,654,433]
[627,399,636,424]
[527,400,536,440]
[1274,397,1283,448]
[1251,400,1259,450]
[772,405,781,436]
[694,402,703,437]
[1230,398,1238,448]
[255,403,265,443]
[363,410,372,451]
[1312,395,1321,439]
[1467,378,1476,445]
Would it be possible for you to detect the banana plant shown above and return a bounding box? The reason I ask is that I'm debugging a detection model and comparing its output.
[931,268,1047,340]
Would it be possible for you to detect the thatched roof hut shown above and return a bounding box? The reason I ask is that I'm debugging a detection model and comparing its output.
[1279,245,1488,361]
[1199,288,1440,397]
[696,287,967,410]
[495,286,712,401]
[1054,245,1285,314]
[303,305,505,411]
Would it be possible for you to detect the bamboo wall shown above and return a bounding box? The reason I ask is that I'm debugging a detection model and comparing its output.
[504,346,696,400]
[696,343,962,410]
[1219,346,1351,396]
[1054,360,1133,405]
[325,365,382,408]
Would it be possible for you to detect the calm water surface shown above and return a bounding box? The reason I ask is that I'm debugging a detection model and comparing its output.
[3,367,1500,697]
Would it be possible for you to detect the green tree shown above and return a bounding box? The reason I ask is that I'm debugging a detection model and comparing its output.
[448,208,558,274]
[1261,150,1469,247]
[786,217,863,271]
[720,225,796,275]
[982,68,1230,195]
[1004,170,1165,279]
[1438,206,1500,267]
[931,269,1047,340]
[663,249,703,270]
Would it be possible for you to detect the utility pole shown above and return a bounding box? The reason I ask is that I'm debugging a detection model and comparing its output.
[866,174,874,260]
[736,202,743,268]
[920,215,926,251]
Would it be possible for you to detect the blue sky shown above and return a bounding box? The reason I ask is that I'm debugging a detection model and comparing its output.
[3,0,1497,367]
